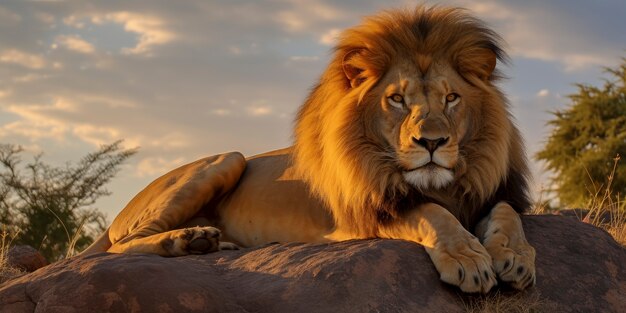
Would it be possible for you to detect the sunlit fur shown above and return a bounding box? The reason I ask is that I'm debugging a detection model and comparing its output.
[294,6,530,237]
[403,168,454,190]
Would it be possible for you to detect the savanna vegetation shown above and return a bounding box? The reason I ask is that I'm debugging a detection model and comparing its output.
[536,58,626,246]
[0,141,136,265]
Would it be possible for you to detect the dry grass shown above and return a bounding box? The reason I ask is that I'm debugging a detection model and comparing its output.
[0,228,24,284]
[579,156,626,246]
[461,290,546,313]
[531,156,626,247]
[0,216,89,285]
[0,211,86,284]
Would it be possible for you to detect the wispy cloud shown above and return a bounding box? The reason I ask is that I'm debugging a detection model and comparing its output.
[319,28,340,46]
[536,89,550,97]
[63,15,85,28]
[0,49,46,69]
[95,12,175,55]
[275,2,341,32]
[211,109,231,116]
[55,35,95,54]
[455,0,625,71]
[289,56,319,62]
[247,105,273,116]
[136,156,186,177]
[0,6,21,24]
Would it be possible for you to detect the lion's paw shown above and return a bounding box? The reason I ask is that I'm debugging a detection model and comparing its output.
[427,230,497,293]
[165,226,222,256]
[483,230,536,290]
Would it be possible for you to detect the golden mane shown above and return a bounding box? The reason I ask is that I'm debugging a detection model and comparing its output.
[293,6,530,236]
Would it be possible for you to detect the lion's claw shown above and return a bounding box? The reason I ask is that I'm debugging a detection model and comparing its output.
[486,241,536,290]
[480,204,536,290]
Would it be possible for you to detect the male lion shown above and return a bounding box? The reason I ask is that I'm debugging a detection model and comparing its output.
[83,6,536,293]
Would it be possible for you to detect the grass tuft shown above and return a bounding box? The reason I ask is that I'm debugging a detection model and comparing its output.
[0,228,24,284]
[580,155,626,246]
[461,290,546,313]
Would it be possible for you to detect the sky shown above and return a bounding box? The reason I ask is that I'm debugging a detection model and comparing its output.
[1,0,625,221]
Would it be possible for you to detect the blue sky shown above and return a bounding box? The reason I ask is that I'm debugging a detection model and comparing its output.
[0,0,625,219]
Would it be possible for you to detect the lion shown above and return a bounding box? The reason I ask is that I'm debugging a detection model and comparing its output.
[82,6,536,293]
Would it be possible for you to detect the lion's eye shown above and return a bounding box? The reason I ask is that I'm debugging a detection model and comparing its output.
[444,93,461,107]
[387,94,405,109]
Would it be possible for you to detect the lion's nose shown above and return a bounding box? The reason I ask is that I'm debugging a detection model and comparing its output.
[412,136,449,153]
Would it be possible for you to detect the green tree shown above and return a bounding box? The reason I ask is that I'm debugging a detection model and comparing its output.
[536,59,626,207]
[0,141,136,260]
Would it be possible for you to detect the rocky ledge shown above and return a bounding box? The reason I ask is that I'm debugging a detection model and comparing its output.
[1,215,624,313]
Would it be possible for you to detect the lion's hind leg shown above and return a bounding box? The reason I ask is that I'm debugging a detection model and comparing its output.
[103,152,246,257]
[476,202,536,290]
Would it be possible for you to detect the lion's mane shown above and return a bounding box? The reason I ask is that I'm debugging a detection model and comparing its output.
[293,6,530,236]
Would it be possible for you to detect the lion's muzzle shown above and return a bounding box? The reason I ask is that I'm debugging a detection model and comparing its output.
[412,136,449,154]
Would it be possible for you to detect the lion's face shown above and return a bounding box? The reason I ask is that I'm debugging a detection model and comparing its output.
[373,59,474,190]
[294,6,529,234]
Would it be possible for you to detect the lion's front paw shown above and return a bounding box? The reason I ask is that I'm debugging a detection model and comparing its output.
[165,226,222,256]
[483,229,536,290]
[427,229,497,293]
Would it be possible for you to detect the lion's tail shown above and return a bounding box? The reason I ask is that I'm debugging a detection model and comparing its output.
[79,228,112,255]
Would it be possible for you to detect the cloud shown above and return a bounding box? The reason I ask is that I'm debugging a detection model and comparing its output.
[55,35,95,54]
[275,11,306,32]
[211,109,231,116]
[0,6,21,24]
[1,98,80,142]
[454,0,626,71]
[0,95,130,147]
[93,12,175,55]
[12,73,49,83]
[135,156,186,177]
[1,104,70,142]
[536,89,550,97]
[247,105,273,116]
[71,124,122,147]
[319,28,340,46]
[0,119,66,142]
[35,12,55,25]
[275,2,341,32]
[0,49,46,69]
[63,15,85,28]
[289,56,319,62]
[228,46,242,55]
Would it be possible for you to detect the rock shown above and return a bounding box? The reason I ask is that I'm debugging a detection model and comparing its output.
[0,215,624,313]
[555,208,625,225]
[6,245,48,272]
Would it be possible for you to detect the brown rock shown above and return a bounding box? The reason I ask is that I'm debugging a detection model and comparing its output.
[6,245,48,272]
[0,215,624,313]
[555,208,625,225]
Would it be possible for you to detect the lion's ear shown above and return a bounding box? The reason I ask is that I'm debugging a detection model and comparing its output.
[342,49,366,88]
[457,48,497,82]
